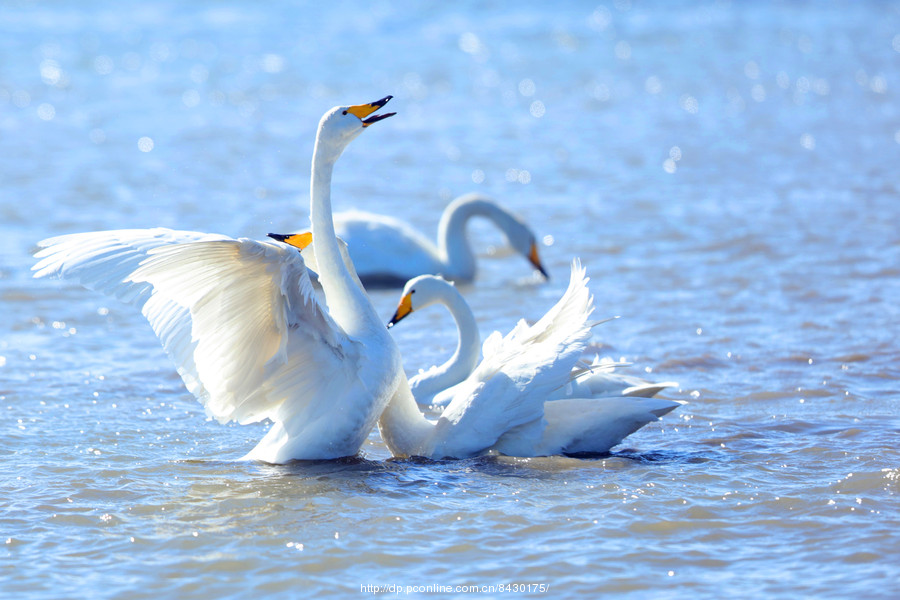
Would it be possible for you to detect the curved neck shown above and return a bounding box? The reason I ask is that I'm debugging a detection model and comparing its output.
[436,193,519,280]
[411,287,481,401]
[380,285,482,456]
[310,139,377,334]
[379,377,435,458]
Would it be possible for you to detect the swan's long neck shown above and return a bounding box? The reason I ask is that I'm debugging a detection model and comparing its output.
[379,377,435,458]
[310,140,378,334]
[436,193,520,280]
[411,288,481,401]
[379,284,483,456]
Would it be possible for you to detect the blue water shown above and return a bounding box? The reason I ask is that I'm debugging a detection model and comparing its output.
[2,1,900,598]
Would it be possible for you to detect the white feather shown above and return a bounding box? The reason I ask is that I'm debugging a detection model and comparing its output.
[280,193,547,286]
[33,99,405,463]
[386,261,681,456]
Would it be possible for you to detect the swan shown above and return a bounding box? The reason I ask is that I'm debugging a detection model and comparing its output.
[268,192,549,287]
[376,260,682,458]
[32,96,403,463]
[386,275,678,407]
[275,234,682,458]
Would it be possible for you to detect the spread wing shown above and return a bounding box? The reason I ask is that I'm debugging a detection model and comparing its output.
[34,229,361,427]
[32,228,225,306]
[429,260,595,458]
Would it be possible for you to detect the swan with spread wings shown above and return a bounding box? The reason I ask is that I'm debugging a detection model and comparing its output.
[33,97,401,463]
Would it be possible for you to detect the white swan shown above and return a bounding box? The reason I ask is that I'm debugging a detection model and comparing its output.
[268,192,549,287]
[386,276,678,407]
[32,97,403,463]
[376,260,682,458]
[275,236,682,458]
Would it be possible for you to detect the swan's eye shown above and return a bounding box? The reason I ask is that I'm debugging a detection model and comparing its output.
[342,110,348,115]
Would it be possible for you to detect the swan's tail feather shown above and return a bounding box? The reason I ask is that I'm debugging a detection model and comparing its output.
[568,361,632,383]
[622,382,679,398]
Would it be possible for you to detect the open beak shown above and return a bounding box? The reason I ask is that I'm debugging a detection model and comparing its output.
[346,95,396,127]
[529,242,549,279]
[386,292,413,328]
[268,232,313,251]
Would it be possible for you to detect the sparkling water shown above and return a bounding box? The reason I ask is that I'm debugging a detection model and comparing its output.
[2,1,899,597]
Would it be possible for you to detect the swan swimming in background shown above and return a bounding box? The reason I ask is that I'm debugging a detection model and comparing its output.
[386,275,678,407]
[269,192,549,288]
[33,97,403,463]
[376,260,681,458]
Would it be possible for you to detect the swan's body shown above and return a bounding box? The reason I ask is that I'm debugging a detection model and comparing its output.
[388,276,678,408]
[271,193,549,287]
[384,265,681,457]
[33,97,401,463]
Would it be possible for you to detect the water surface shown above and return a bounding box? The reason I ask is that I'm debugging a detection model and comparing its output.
[2,1,899,597]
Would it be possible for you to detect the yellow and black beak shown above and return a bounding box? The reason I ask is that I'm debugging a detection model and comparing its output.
[346,95,396,127]
[268,231,313,251]
[529,242,549,279]
[386,292,414,329]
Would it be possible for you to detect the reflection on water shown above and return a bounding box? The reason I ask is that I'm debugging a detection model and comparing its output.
[2,1,900,598]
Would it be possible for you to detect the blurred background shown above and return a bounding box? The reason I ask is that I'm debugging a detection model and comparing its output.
[2,1,899,598]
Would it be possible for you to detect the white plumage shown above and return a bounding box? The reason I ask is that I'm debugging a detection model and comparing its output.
[385,262,682,456]
[272,193,549,287]
[32,96,678,462]
[389,275,678,408]
[33,97,402,463]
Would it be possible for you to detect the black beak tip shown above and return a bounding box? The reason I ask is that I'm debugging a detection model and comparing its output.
[268,233,288,242]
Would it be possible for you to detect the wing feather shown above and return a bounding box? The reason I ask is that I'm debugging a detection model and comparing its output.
[431,260,595,457]
[33,228,225,306]
[34,230,361,429]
